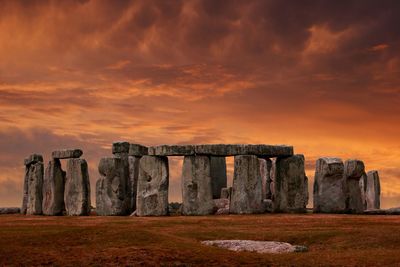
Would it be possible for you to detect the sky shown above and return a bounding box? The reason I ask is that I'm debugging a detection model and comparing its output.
[0,0,399,208]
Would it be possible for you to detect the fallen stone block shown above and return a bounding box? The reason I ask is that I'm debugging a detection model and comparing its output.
[0,207,21,215]
[181,156,214,215]
[42,159,66,215]
[64,158,91,216]
[136,156,169,216]
[230,155,264,214]
[313,157,346,213]
[52,149,83,159]
[273,155,308,213]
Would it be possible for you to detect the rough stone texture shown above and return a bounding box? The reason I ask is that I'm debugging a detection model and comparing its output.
[42,159,66,215]
[210,156,227,199]
[128,156,141,212]
[52,149,83,159]
[26,162,44,215]
[136,156,169,216]
[168,202,182,215]
[181,156,214,215]
[21,167,30,214]
[364,207,400,215]
[96,157,130,216]
[263,199,273,213]
[195,144,294,157]
[366,170,381,210]
[64,159,91,216]
[24,154,43,166]
[129,144,148,156]
[230,155,264,214]
[269,158,277,201]
[359,173,367,210]
[201,240,308,254]
[0,207,20,214]
[221,187,232,200]
[259,158,273,200]
[343,159,365,214]
[112,141,130,154]
[213,198,230,214]
[148,145,194,156]
[273,155,308,213]
[313,157,346,213]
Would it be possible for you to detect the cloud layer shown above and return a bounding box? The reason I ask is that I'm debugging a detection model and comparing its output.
[0,0,399,208]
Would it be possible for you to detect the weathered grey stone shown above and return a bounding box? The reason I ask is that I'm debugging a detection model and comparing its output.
[230,155,264,214]
[194,144,294,157]
[96,157,130,216]
[148,145,194,156]
[21,167,29,214]
[343,159,365,214]
[313,157,346,213]
[181,156,214,215]
[26,162,44,215]
[24,154,43,166]
[263,199,273,213]
[270,158,276,201]
[136,156,169,216]
[168,202,182,215]
[42,159,66,215]
[52,149,83,159]
[273,155,308,213]
[129,144,148,156]
[0,207,20,215]
[64,158,91,216]
[112,141,130,154]
[259,158,273,200]
[365,170,380,210]
[210,157,227,199]
[128,156,141,212]
[221,187,232,200]
[213,198,230,214]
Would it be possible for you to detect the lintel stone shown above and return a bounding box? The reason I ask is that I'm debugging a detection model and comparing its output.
[52,149,83,159]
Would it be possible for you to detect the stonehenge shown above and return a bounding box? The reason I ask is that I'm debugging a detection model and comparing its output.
[19,142,383,217]
[21,149,91,216]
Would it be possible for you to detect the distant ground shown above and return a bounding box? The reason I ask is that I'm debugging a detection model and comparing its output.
[1,214,400,266]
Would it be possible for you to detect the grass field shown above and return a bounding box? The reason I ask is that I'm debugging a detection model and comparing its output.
[1,214,400,266]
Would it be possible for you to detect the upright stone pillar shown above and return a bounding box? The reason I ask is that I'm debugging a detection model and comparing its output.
[273,155,308,213]
[96,157,130,215]
[365,170,381,210]
[313,157,346,213]
[343,159,365,214]
[128,156,141,212]
[259,158,273,200]
[136,156,169,216]
[210,157,227,199]
[64,158,91,216]
[21,154,43,214]
[23,154,44,215]
[181,156,214,215]
[42,159,66,215]
[230,155,264,214]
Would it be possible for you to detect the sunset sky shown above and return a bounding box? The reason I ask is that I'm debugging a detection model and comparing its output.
[0,0,399,208]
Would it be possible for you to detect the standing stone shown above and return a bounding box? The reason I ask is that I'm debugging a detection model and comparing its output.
[128,156,141,212]
[96,158,130,216]
[365,170,381,210]
[269,158,277,201]
[259,158,273,200]
[42,159,66,215]
[136,156,169,216]
[313,157,346,213]
[181,156,214,215]
[26,161,44,215]
[359,173,367,210]
[273,155,308,213]
[343,159,365,214]
[230,155,264,214]
[64,159,91,216]
[221,187,232,200]
[21,154,43,214]
[112,141,130,154]
[210,157,227,199]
